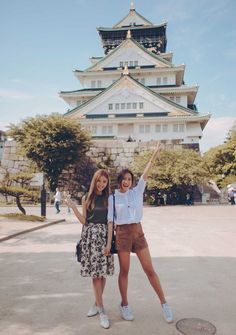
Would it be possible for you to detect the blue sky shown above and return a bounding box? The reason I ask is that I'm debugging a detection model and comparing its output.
[0,0,235,152]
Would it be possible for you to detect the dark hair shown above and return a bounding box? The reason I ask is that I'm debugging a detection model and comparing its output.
[117,169,135,188]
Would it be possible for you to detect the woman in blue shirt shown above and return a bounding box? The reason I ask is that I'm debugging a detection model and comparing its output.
[107,143,173,324]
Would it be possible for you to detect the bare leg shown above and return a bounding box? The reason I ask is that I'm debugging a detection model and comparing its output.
[118,251,131,306]
[101,277,106,294]
[136,247,166,305]
[92,278,104,309]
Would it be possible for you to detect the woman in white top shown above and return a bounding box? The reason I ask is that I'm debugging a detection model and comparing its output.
[107,142,173,323]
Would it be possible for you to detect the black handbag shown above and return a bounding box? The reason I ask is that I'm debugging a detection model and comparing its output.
[75,239,82,262]
[75,224,87,262]
[110,193,117,254]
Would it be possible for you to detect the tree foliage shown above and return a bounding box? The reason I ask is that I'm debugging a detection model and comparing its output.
[0,169,38,215]
[203,128,236,187]
[8,114,91,191]
[132,148,210,190]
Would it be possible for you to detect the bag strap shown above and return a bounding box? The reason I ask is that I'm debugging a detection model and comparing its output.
[112,193,116,237]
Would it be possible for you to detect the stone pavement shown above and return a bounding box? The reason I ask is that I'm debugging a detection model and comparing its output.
[0,205,236,335]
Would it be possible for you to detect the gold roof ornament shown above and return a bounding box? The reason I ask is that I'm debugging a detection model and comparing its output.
[126,30,132,39]
[123,65,129,75]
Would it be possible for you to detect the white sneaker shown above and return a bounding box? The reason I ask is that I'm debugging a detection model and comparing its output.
[99,311,110,329]
[119,304,134,321]
[87,304,98,317]
[162,303,173,323]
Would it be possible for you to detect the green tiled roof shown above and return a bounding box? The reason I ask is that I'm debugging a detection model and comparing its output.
[60,88,104,94]
[98,22,166,31]
[83,37,172,72]
[112,9,153,27]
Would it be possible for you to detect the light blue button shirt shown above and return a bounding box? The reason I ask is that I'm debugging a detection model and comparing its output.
[108,175,146,225]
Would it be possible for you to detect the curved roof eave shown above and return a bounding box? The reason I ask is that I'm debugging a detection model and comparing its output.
[65,75,200,117]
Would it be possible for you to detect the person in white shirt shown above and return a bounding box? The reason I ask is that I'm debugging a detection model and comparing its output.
[107,142,173,324]
[54,187,61,213]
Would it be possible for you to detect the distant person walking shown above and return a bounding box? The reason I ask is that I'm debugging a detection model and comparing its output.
[63,190,71,213]
[227,185,235,205]
[108,142,173,324]
[66,169,114,329]
[54,188,61,213]
[163,193,167,205]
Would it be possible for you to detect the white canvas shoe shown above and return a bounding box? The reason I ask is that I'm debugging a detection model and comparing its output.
[87,304,98,317]
[119,304,134,321]
[162,303,173,323]
[99,311,110,329]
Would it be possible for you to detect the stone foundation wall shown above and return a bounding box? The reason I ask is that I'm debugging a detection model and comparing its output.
[86,139,159,170]
[0,139,161,193]
[1,140,188,197]
[1,139,161,174]
[0,140,33,174]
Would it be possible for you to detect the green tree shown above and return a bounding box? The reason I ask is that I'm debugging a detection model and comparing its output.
[8,114,91,191]
[203,128,236,187]
[0,170,38,215]
[132,148,209,190]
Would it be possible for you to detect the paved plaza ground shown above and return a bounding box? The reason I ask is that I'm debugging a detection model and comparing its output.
[0,205,236,335]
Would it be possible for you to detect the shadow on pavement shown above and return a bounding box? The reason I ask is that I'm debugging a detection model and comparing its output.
[0,251,235,335]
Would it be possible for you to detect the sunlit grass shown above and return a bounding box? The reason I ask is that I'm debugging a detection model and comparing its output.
[0,213,45,222]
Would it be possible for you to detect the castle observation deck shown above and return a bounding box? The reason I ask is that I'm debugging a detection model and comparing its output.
[97,2,167,55]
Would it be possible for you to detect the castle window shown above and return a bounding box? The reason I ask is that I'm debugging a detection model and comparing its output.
[133,103,137,109]
[173,124,178,132]
[120,61,123,67]
[102,125,113,134]
[163,77,168,85]
[125,61,129,67]
[127,103,131,109]
[121,103,125,109]
[156,77,161,85]
[162,124,168,132]
[139,125,150,133]
[140,78,145,85]
[91,126,97,134]
[115,103,120,110]
[91,80,96,88]
[139,125,144,133]
[97,80,102,88]
[173,124,184,132]
[130,61,133,67]
[156,125,161,132]
[134,60,138,67]
[176,96,181,103]
[179,124,184,132]
[108,104,113,110]
[139,102,144,109]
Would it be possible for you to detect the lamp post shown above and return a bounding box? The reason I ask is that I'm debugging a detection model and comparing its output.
[40,176,46,217]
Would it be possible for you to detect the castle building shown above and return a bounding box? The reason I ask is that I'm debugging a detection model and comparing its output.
[60,2,210,150]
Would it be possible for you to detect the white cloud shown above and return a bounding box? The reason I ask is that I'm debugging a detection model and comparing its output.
[0,89,34,101]
[0,122,9,131]
[200,116,236,153]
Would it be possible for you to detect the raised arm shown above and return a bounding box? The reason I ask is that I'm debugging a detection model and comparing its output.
[142,142,163,181]
[65,196,86,225]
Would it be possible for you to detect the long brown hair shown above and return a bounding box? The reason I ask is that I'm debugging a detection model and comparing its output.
[86,169,110,210]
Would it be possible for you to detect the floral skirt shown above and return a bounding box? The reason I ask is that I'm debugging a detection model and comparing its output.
[80,223,114,278]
